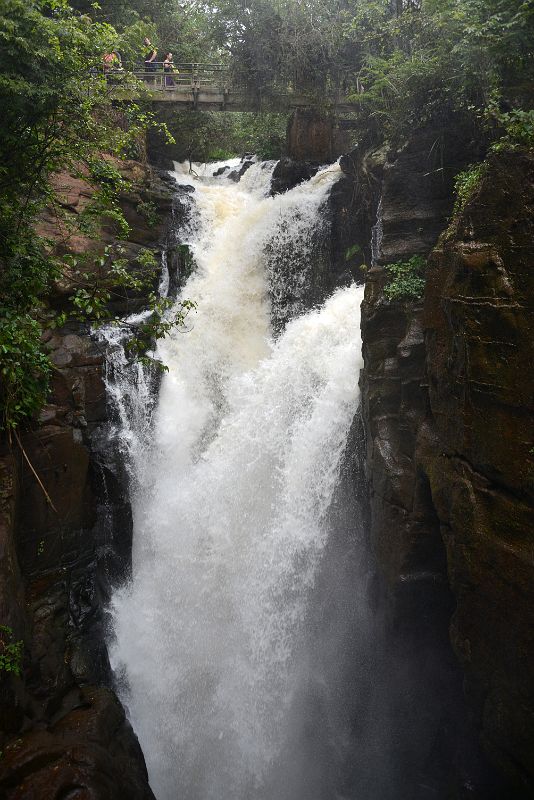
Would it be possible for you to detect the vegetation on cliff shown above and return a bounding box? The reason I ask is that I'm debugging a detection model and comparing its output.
[0,0,186,433]
[383,255,426,300]
[69,0,534,153]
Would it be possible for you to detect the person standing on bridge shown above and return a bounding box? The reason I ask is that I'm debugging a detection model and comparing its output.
[103,50,120,73]
[143,37,158,72]
[163,52,176,87]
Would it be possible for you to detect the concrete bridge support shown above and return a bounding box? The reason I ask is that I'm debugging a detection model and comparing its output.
[286,108,351,162]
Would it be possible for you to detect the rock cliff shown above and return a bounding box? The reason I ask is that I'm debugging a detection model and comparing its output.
[360,145,534,795]
[0,160,187,799]
[423,151,534,793]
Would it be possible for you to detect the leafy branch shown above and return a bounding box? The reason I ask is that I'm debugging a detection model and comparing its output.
[0,0,177,434]
[0,626,23,678]
[384,255,426,301]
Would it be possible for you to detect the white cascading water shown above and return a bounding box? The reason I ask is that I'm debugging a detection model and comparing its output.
[107,159,365,800]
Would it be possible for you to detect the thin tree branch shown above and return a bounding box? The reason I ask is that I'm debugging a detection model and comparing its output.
[13,428,58,514]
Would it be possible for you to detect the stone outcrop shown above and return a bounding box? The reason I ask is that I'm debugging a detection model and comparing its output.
[0,160,186,799]
[286,108,334,163]
[0,686,154,800]
[267,152,371,331]
[270,156,320,195]
[360,144,534,795]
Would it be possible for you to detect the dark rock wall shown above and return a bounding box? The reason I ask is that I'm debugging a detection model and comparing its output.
[286,108,352,163]
[422,151,534,793]
[286,108,331,163]
[0,161,184,800]
[359,126,479,590]
[360,141,534,796]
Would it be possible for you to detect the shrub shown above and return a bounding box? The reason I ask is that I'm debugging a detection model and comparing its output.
[136,200,159,228]
[453,163,487,215]
[0,626,23,677]
[384,255,426,301]
[491,109,534,153]
[0,311,52,432]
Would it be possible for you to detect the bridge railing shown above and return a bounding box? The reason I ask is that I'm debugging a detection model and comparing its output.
[115,63,234,92]
[103,62,358,110]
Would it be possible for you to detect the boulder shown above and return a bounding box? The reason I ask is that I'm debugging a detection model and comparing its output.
[0,687,156,799]
[270,156,319,195]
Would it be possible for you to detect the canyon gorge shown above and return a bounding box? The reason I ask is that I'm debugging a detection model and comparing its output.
[0,109,533,800]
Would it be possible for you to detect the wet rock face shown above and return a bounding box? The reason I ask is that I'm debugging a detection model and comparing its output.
[379,127,485,262]
[0,161,178,799]
[361,146,534,795]
[0,687,156,800]
[423,151,534,793]
[270,156,320,195]
[360,125,482,594]
[227,156,255,182]
[267,155,370,332]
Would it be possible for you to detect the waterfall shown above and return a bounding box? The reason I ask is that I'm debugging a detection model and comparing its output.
[95,250,172,486]
[371,197,383,267]
[106,160,365,800]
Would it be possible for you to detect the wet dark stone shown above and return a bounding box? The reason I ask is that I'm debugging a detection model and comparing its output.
[360,140,534,796]
[0,687,156,800]
[227,158,255,182]
[270,157,320,195]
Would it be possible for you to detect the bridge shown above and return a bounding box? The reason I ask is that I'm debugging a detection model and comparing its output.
[114,63,359,116]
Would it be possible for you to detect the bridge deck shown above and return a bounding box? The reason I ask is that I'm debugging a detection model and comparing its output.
[113,63,358,115]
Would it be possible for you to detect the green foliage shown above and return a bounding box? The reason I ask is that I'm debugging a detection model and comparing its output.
[89,161,128,191]
[0,311,52,432]
[209,147,236,162]
[62,0,534,153]
[66,245,159,320]
[453,163,488,214]
[491,109,534,152]
[137,248,158,271]
[353,0,533,144]
[158,111,287,162]
[384,255,426,301]
[345,243,361,261]
[224,113,287,160]
[0,0,178,433]
[0,626,23,677]
[62,244,193,373]
[123,297,196,369]
[136,200,159,228]
[242,114,287,160]
[77,189,131,239]
[67,0,533,155]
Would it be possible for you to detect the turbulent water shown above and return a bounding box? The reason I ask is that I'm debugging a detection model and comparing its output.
[107,159,366,800]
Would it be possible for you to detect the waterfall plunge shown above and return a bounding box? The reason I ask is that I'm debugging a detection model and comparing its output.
[108,160,365,800]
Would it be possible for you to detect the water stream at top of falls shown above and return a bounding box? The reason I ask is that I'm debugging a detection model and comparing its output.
[106,159,366,800]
